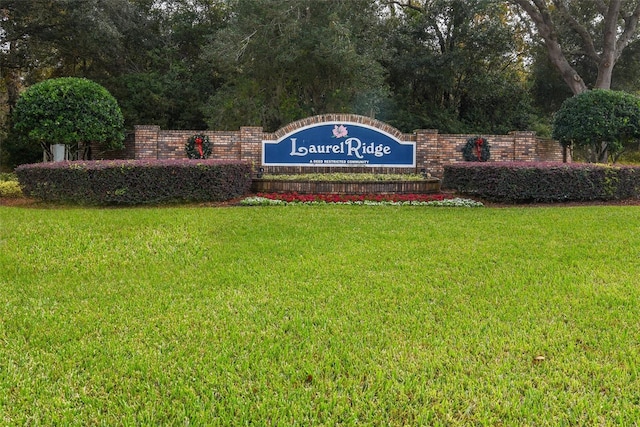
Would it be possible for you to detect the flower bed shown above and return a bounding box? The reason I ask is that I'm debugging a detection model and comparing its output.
[241,193,483,207]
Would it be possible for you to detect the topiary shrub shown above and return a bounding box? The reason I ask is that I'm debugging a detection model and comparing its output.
[553,90,640,163]
[12,77,125,161]
[443,162,640,203]
[15,160,252,205]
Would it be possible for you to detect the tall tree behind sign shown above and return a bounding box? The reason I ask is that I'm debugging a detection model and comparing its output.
[201,0,389,132]
[381,0,534,134]
[509,0,640,94]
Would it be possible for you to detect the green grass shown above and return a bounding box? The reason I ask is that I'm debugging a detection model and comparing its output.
[1,205,640,425]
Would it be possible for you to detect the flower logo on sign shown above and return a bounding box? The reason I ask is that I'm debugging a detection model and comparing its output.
[332,125,348,138]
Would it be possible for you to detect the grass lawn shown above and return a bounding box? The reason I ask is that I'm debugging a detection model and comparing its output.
[1,204,640,425]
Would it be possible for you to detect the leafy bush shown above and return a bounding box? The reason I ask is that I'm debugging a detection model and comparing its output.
[15,160,252,205]
[0,181,23,198]
[0,172,18,182]
[0,172,22,198]
[442,162,640,203]
[553,90,640,163]
[618,149,640,165]
[12,77,125,154]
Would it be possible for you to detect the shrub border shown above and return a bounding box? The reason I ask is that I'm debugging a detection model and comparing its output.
[442,162,640,203]
[15,159,252,205]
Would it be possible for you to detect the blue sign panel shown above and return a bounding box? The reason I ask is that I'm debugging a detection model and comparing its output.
[262,122,415,167]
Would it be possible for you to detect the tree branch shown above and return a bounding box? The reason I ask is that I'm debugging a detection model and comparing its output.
[384,0,424,13]
[552,0,600,63]
[595,0,609,15]
[601,0,622,58]
[617,2,640,60]
[509,0,587,94]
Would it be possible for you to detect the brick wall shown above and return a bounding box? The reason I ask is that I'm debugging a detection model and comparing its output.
[91,131,136,160]
[119,114,564,177]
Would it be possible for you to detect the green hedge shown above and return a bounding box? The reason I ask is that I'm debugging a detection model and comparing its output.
[442,162,640,203]
[15,160,252,205]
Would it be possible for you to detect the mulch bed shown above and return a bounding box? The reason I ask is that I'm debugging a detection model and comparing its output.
[0,197,41,207]
[3,196,640,208]
[482,198,640,208]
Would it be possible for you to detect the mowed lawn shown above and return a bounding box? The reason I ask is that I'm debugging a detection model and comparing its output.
[1,205,640,425]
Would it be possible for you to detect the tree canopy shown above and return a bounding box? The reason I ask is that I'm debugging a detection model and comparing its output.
[200,0,389,131]
[12,77,125,155]
[2,0,640,167]
[509,0,640,94]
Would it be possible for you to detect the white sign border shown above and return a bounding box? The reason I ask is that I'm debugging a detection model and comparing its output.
[261,121,416,168]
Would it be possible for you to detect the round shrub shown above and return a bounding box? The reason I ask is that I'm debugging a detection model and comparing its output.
[553,90,640,163]
[12,77,125,152]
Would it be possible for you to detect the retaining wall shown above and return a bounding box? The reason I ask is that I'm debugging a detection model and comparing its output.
[103,114,565,177]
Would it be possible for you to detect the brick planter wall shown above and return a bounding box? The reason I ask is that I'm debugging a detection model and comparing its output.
[107,114,565,177]
[252,178,441,194]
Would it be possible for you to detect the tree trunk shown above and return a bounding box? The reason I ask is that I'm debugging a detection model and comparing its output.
[545,39,588,94]
[510,0,640,94]
[509,0,588,94]
[594,0,621,89]
[594,56,615,89]
[596,142,609,163]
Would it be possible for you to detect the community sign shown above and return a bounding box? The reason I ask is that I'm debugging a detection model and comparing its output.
[262,122,416,167]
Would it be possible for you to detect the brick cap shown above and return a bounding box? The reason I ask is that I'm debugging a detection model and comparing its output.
[273,114,405,139]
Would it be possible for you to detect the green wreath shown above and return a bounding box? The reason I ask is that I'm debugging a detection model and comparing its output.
[462,136,490,162]
[185,134,212,159]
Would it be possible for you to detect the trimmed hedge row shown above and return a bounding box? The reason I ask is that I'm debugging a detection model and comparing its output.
[442,162,640,203]
[15,159,252,204]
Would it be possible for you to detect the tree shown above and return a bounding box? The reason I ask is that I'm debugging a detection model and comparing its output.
[382,0,535,133]
[552,89,640,162]
[202,0,389,131]
[12,77,125,161]
[0,0,224,132]
[510,0,640,94]
[104,0,228,129]
[0,0,135,92]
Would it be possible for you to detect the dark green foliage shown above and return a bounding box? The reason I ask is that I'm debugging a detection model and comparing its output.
[3,0,640,163]
[202,0,389,132]
[442,162,640,203]
[1,130,43,168]
[552,90,640,163]
[383,1,535,134]
[15,160,252,205]
[12,77,125,150]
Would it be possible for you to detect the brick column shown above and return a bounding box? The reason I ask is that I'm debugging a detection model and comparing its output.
[239,126,264,169]
[134,125,160,160]
[511,131,536,162]
[416,129,441,177]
